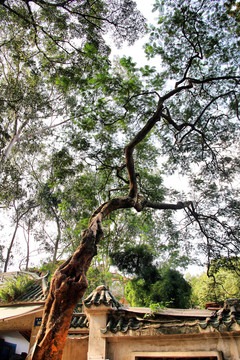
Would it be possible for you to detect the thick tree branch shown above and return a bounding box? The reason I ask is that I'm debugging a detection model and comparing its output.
[134,200,193,212]
[160,82,193,102]
[188,75,240,85]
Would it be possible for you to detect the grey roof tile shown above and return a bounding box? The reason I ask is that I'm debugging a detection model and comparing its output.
[15,283,47,302]
[0,272,49,304]
[101,299,240,334]
[199,299,240,330]
[83,285,122,309]
[101,315,140,334]
[70,314,89,329]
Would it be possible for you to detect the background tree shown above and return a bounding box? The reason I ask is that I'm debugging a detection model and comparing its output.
[3,199,38,272]
[189,267,240,308]
[25,0,240,357]
[0,152,41,272]
[112,244,191,308]
[144,0,240,271]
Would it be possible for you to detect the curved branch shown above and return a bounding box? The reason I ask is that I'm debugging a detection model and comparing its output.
[176,54,202,88]
[116,165,129,184]
[160,81,193,102]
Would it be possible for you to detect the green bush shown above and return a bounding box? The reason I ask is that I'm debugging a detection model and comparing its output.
[0,275,34,303]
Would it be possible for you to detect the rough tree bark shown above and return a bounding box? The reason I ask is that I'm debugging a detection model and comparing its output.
[28,95,193,360]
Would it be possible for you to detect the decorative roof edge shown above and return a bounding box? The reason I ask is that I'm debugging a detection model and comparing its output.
[83,285,122,309]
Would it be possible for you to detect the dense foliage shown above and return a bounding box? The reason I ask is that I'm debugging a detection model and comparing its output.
[189,265,240,308]
[0,0,146,271]
[111,244,191,308]
[125,268,191,308]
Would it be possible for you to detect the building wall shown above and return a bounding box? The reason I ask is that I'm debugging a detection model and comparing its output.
[105,332,240,360]
[28,310,44,350]
[62,337,88,360]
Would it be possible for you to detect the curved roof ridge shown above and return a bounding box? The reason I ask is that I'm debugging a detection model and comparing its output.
[83,285,122,309]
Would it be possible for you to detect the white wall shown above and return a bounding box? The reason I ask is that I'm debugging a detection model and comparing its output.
[0,330,29,354]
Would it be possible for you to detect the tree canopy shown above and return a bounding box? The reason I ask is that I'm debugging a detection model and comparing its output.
[1,0,240,359]
[143,0,240,271]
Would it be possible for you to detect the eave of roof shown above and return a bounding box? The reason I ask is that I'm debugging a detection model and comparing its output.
[0,272,49,305]
[0,301,45,307]
[101,299,240,335]
[101,313,240,336]
[0,304,44,321]
[14,283,47,303]
[124,307,215,318]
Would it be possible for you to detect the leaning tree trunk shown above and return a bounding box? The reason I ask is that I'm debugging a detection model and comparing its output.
[28,197,134,360]
[28,93,193,360]
[28,223,103,359]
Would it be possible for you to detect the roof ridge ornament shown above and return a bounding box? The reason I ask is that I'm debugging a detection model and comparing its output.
[83,285,122,309]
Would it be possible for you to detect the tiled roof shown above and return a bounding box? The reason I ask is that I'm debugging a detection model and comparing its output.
[74,304,83,313]
[126,307,213,318]
[199,298,240,330]
[14,282,47,303]
[83,285,122,309]
[0,271,41,286]
[101,299,240,335]
[2,274,240,337]
[101,315,140,334]
[0,272,49,304]
[70,314,89,329]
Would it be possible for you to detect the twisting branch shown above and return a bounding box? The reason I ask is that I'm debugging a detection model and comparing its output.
[176,54,202,88]
[176,10,203,88]
[161,107,187,131]
[193,90,236,127]
[124,99,163,199]
[188,75,240,85]
[186,204,240,257]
